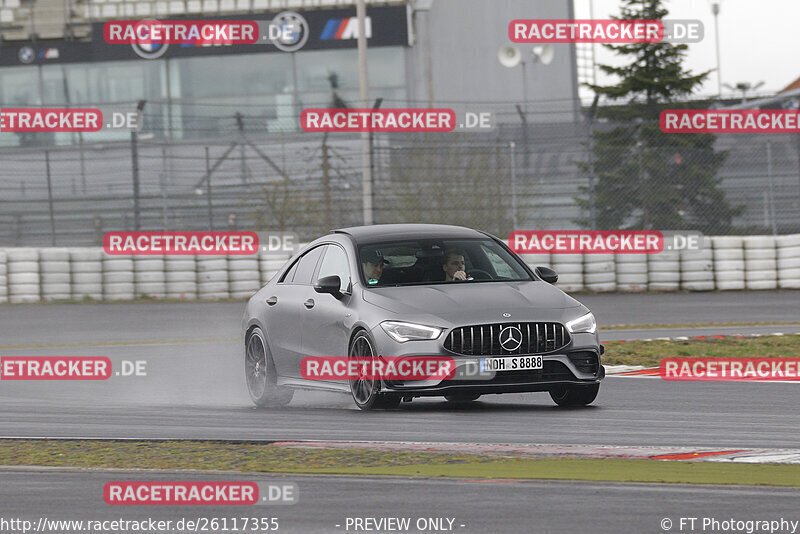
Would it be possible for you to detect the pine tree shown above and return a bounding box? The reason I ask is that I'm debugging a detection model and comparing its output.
[578,0,741,232]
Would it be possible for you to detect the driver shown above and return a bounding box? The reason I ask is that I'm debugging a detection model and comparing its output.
[361,250,389,285]
[442,249,468,281]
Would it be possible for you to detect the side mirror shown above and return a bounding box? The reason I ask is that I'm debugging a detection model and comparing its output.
[535,266,558,284]
[314,275,342,297]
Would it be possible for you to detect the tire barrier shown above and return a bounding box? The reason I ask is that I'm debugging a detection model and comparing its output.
[103,255,135,301]
[40,248,71,301]
[196,255,230,300]
[648,249,680,292]
[583,253,616,293]
[743,236,777,291]
[165,255,197,300]
[615,253,648,293]
[7,248,40,303]
[551,253,584,293]
[0,250,7,304]
[776,234,800,289]
[680,236,714,292]
[228,255,261,300]
[712,236,745,291]
[0,236,798,303]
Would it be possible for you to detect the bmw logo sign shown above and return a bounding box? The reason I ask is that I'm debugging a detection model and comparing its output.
[132,40,169,60]
[271,11,309,52]
[18,46,35,64]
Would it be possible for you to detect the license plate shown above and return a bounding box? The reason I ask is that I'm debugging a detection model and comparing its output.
[479,355,543,372]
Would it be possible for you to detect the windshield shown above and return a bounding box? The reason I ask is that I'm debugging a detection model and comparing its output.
[357,238,533,287]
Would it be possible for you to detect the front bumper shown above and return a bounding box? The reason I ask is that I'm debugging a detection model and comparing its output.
[369,326,604,396]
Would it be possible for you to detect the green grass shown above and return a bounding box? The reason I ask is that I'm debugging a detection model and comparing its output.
[603,335,800,367]
[1,440,799,487]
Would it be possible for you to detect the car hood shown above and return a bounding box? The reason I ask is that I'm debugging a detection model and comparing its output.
[362,281,585,325]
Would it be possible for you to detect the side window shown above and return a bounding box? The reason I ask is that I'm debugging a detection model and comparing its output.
[288,246,325,285]
[317,245,351,293]
[481,245,515,278]
[280,259,300,283]
[317,245,350,293]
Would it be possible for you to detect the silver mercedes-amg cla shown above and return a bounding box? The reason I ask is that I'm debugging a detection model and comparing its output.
[242,224,604,410]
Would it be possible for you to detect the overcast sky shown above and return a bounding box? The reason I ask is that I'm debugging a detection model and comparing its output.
[572,0,799,100]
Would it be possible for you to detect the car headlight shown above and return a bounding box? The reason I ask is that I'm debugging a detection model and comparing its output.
[380,321,443,342]
[566,312,597,334]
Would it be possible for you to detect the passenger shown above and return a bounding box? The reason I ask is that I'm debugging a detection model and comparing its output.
[442,249,468,281]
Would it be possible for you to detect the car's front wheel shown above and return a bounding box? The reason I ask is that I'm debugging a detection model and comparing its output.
[549,383,599,407]
[349,331,401,410]
[245,327,293,407]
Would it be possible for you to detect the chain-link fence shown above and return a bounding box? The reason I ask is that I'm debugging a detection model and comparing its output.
[1,107,799,246]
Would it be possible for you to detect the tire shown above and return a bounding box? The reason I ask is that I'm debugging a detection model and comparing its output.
[444,393,481,403]
[348,331,399,411]
[549,383,599,407]
[245,327,293,407]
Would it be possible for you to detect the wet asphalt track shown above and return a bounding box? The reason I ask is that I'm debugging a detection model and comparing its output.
[3,469,800,534]
[0,291,798,447]
[1,292,799,534]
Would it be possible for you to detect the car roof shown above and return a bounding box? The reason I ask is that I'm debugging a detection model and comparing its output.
[332,224,490,245]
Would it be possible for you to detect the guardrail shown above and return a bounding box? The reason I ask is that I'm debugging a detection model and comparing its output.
[0,235,798,303]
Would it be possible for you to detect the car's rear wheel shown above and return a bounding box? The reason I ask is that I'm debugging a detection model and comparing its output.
[349,331,400,410]
[549,383,599,407]
[245,327,293,407]
[444,393,481,403]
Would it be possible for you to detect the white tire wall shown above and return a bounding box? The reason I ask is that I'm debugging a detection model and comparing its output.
[712,236,745,291]
[552,254,583,292]
[37,248,70,301]
[777,234,800,289]
[165,255,197,300]
[197,255,229,299]
[6,248,41,302]
[0,250,7,303]
[584,254,615,292]
[648,250,680,291]
[680,236,714,291]
[260,251,289,285]
[615,253,647,292]
[228,255,260,299]
[743,236,777,290]
[69,247,103,300]
[103,255,134,301]
[134,256,166,298]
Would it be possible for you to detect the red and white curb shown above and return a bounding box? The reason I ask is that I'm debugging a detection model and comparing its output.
[274,441,800,464]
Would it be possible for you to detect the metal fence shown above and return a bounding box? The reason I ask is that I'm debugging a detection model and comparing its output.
[1,108,799,246]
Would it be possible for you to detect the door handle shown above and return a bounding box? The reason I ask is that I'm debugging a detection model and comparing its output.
[266,296,278,306]
[304,299,315,309]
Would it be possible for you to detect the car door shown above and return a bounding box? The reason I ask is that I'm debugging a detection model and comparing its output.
[263,245,325,378]
[301,244,355,380]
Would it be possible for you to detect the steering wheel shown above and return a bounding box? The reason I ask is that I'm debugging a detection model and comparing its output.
[467,269,492,281]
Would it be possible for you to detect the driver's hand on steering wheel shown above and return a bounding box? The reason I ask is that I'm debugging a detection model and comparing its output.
[453,270,468,280]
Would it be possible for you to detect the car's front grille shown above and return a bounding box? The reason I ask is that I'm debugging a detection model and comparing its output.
[444,322,570,356]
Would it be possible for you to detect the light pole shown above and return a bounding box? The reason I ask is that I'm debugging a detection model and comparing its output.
[356,0,372,226]
[710,1,722,97]
[131,100,146,231]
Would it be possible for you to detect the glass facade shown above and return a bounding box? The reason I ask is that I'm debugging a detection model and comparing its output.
[0,46,407,146]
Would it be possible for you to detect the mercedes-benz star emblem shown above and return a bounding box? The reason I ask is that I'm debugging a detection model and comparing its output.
[499,326,523,352]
